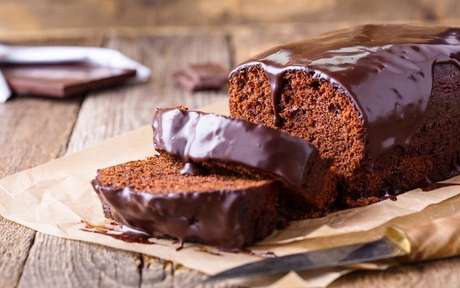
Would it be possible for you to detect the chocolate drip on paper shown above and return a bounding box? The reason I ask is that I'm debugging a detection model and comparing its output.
[81,220,154,244]
[418,177,460,192]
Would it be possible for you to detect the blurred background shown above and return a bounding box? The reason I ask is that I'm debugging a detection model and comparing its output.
[2,2,460,288]
[1,0,459,33]
[2,0,459,66]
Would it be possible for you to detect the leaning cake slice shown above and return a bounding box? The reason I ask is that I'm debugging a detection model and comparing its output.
[91,154,279,249]
[152,108,336,213]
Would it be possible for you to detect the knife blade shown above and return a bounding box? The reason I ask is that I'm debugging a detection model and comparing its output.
[207,236,406,282]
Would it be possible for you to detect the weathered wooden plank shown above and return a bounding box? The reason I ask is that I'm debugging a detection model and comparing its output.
[0,37,102,288]
[0,82,83,286]
[332,257,460,287]
[0,97,81,176]
[0,0,455,32]
[18,237,141,288]
[19,32,231,287]
[0,217,35,288]
[140,257,174,288]
[230,22,352,64]
[141,257,235,288]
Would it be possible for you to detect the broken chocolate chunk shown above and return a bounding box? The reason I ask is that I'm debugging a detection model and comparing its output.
[172,63,228,92]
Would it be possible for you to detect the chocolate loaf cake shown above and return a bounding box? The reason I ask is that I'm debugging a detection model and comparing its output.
[229,24,460,206]
[152,108,336,211]
[91,154,279,249]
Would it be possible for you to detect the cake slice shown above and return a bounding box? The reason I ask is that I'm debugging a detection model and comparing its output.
[91,154,279,249]
[228,24,460,206]
[152,108,336,212]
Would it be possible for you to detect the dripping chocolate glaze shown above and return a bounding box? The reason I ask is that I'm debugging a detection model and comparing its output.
[91,179,279,250]
[230,24,460,161]
[81,220,155,244]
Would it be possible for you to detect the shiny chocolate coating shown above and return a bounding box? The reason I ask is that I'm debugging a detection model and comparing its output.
[231,24,460,161]
[152,108,321,191]
[92,179,279,249]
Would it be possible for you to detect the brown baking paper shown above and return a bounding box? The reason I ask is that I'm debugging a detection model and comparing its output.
[2,98,460,287]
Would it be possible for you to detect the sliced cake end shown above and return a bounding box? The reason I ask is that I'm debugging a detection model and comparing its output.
[92,154,280,249]
[152,108,337,212]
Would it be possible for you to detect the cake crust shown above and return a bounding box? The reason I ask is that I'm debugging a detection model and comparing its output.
[92,155,280,249]
[229,24,460,205]
[152,108,336,211]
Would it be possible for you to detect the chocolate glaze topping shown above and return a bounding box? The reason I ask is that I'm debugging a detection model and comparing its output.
[92,179,279,249]
[152,108,320,191]
[231,24,460,161]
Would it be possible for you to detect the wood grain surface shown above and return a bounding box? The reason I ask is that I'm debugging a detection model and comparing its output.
[16,32,230,287]
[1,23,460,288]
[0,37,102,288]
[0,0,459,32]
[0,97,81,288]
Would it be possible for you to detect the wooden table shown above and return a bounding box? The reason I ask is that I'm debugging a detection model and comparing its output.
[2,24,460,288]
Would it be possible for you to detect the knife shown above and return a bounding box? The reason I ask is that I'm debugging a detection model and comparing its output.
[207,212,460,282]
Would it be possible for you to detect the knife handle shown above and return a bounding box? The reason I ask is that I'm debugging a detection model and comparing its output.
[387,212,460,261]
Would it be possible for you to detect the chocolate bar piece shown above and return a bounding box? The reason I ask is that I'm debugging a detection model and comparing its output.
[173,63,228,92]
[1,63,136,98]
